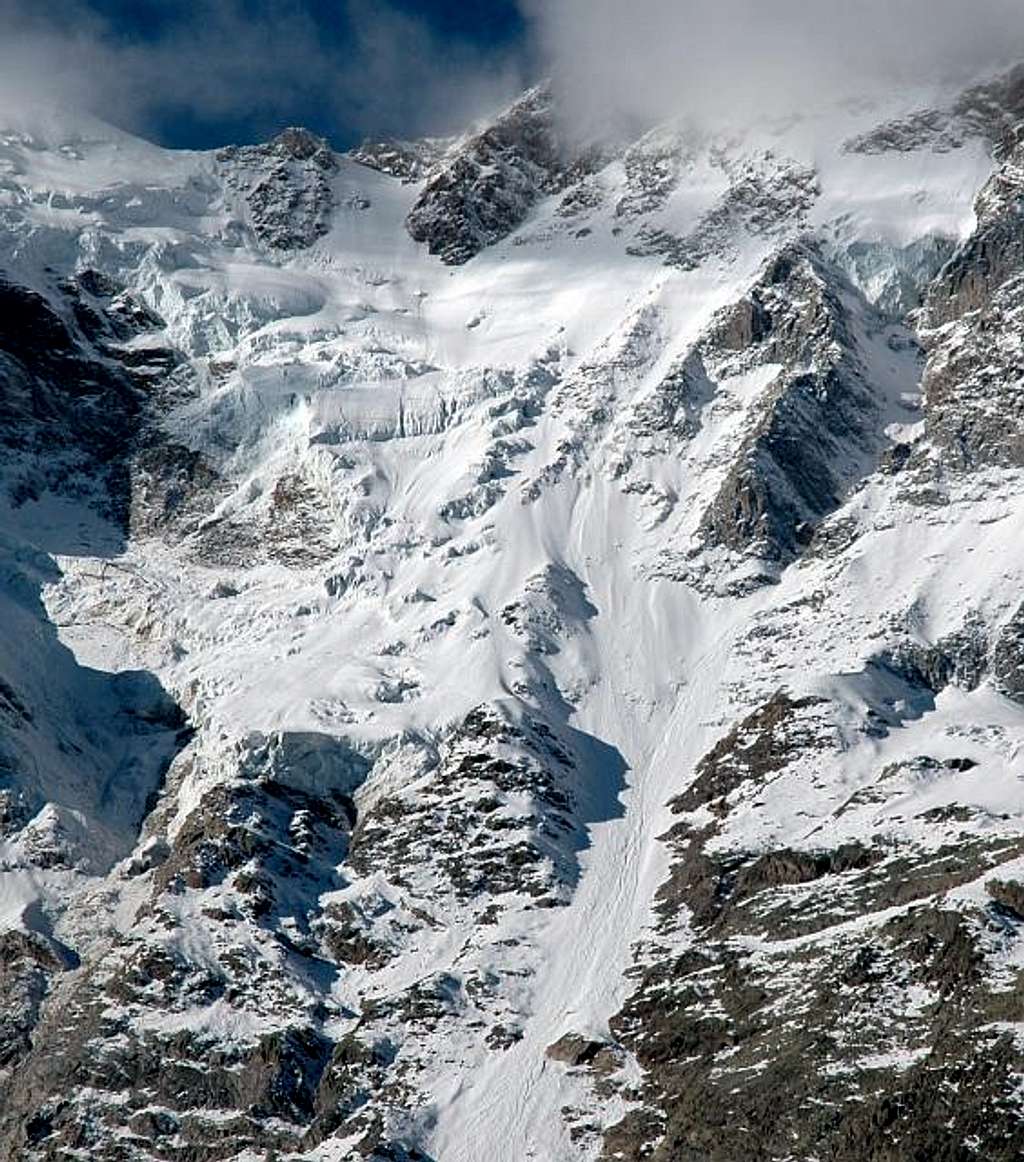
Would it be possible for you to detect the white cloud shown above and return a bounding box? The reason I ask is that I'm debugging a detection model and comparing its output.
[520,0,1024,137]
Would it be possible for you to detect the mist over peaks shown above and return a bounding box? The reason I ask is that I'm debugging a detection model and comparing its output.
[523,0,1024,138]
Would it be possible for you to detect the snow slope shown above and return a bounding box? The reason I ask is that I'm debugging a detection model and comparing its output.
[0,73,1023,1162]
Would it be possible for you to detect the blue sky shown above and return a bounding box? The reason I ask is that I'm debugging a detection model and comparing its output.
[1,0,532,148]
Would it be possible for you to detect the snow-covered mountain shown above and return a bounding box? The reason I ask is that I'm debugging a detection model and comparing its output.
[2,70,1024,1161]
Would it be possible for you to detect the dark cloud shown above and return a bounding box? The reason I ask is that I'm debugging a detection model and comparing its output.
[336,0,525,141]
[0,0,526,147]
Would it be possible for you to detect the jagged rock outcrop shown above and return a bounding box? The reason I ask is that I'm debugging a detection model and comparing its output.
[994,603,1024,702]
[628,154,819,270]
[0,731,368,1161]
[600,688,1024,1162]
[696,244,911,565]
[0,696,601,1160]
[218,127,339,250]
[846,63,1024,155]
[919,136,1024,468]
[349,137,450,182]
[406,86,601,264]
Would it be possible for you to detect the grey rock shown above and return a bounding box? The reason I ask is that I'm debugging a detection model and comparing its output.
[406,86,603,264]
[918,138,1024,469]
[846,64,1024,156]
[993,603,1024,702]
[603,689,1024,1162]
[219,127,338,251]
[697,244,899,564]
[350,137,450,182]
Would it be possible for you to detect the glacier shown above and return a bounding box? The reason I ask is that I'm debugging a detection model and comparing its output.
[0,73,1023,1161]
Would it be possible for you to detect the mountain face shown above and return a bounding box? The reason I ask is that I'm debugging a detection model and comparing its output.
[1,70,1024,1162]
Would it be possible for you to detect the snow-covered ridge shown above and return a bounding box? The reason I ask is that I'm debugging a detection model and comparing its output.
[0,72,1023,1162]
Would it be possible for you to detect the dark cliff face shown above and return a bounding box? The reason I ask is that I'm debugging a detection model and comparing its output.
[405,86,603,265]
[218,127,339,252]
[0,272,182,526]
[920,138,1024,470]
[696,244,908,567]
[926,137,1024,328]
[0,269,227,553]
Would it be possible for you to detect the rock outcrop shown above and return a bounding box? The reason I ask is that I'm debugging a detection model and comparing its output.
[697,244,913,565]
[920,136,1024,468]
[219,127,339,251]
[406,86,601,264]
